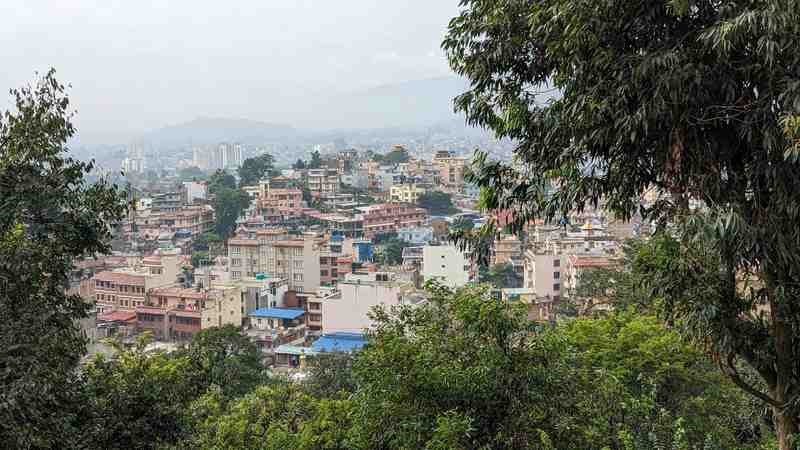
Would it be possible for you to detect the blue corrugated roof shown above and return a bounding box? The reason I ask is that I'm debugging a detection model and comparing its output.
[250,307,305,320]
[312,332,367,353]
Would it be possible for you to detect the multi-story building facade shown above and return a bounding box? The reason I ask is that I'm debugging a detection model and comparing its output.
[256,177,304,223]
[522,251,564,302]
[307,168,339,198]
[136,286,205,341]
[433,151,467,192]
[421,244,473,288]
[92,251,183,312]
[390,183,426,204]
[357,203,427,237]
[321,272,405,333]
[201,285,245,329]
[227,234,323,293]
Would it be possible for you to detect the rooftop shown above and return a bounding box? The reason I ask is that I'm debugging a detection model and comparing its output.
[312,332,367,353]
[249,307,305,320]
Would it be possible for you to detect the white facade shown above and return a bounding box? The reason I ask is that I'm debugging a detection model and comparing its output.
[321,272,401,332]
[397,226,433,245]
[522,251,564,301]
[421,245,471,288]
[183,181,207,204]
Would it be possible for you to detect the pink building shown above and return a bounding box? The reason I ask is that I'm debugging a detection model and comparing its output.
[358,203,427,237]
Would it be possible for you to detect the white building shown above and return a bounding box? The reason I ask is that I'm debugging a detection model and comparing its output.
[321,272,402,333]
[522,251,564,302]
[397,226,434,245]
[421,244,472,288]
[183,181,207,204]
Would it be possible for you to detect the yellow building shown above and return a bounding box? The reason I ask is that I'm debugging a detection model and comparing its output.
[201,285,244,329]
[390,184,426,204]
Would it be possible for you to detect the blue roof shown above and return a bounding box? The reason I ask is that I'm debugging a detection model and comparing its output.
[250,307,305,320]
[312,332,367,353]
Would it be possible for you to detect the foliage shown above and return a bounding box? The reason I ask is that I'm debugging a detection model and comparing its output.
[303,352,357,399]
[238,153,275,187]
[351,284,591,449]
[444,1,800,446]
[383,145,410,165]
[375,237,408,266]
[0,70,126,449]
[191,250,210,268]
[80,334,198,449]
[450,216,475,233]
[417,191,459,216]
[480,262,522,289]
[184,383,354,450]
[208,169,236,194]
[179,325,265,399]
[178,166,207,182]
[292,158,306,170]
[192,231,221,251]
[307,150,323,169]
[212,187,250,238]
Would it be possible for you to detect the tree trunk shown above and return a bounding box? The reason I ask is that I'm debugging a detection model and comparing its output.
[773,407,797,450]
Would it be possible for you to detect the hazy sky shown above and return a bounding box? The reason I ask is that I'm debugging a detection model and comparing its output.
[1,1,461,138]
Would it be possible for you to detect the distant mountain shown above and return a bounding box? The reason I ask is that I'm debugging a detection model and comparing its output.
[140,117,296,148]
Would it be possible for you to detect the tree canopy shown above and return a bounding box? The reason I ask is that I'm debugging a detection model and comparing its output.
[0,70,126,448]
[383,145,410,165]
[445,1,800,446]
[417,191,459,216]
[238,153,275,187]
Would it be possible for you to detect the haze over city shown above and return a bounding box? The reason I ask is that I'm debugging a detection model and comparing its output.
[1,1,463,143]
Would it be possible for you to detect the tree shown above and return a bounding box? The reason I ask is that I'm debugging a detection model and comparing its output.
[212,187,250,238]
[375,237,408,266]
[350,284,586,449]
[178,166,207,182]
[238,153,275,187]
[193,231,221,252]
[0,70,126,448]
[81,334,197,449]
[417,191,458,216]
[383,145,410,165]
[480,263,522,289]
[304,352,357,399]
[191,251,210,269]
[293,158,307,170]
[445,1,800,446]
[450,216,475,233]
[308,150,323,169]
[180,325,265,399]
[208,169,236,194]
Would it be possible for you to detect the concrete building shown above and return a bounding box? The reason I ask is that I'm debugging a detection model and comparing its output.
[227,234,322,293]
[522,251,564,302]
[307,168,340,198]
[433,151,467,192]
[136,285,205,341]
[201,285,245,329]
[421,244,473,288]
[390,183,426,204]
[397,226,434,245]
[92,251,184,312]
[257,177,304,223]
[321,272,403,333]
[246,307,307,362]
[183,181,208,204]
[357,203,427,238]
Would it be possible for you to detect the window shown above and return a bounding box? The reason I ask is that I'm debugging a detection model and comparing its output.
[553,283,560,291]
[309,303,320,311]
[232,271,241,280]
[293,273,303,281]
[231,246,241,255]
[310,314,322,322]
[293,248,303,257]
[553,259,560,267]
[231,258,241,267]
[320,270,328,277]
[553,271,560,279]
[293,260,303,269]
[553,295,561,302]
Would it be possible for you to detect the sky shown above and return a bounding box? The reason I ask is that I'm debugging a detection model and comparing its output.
[1,1,461,140]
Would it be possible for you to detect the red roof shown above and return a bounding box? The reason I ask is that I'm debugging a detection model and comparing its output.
[98,310,137,322]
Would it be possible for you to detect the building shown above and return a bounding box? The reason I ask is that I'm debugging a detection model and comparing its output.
[151,192,183,214]
[421,244,473,288]
[246,307,307,363]
[92,251,184,312]
[390,183,426,204]
[227,234,322,294]
[183,181,208,204]
[321,272,405,333]
[257,177,304,222]
[433,151,467,192]
[564,254,620,295]
[201,285,245,329]
[357,203,427,238]
[501,288,555,322]
[307,168,339,198]
[522,251,564,302]
[136,285,205,341]
[397,226,434,245]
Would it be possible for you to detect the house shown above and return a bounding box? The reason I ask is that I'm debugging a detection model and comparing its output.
[246,307,307,364]
[421,244,474,288]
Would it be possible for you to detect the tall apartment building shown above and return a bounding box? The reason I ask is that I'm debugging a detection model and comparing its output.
[522,251,564,302]
[227,233,322,293]
[257,177,304,222]
[307,168,340,198]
